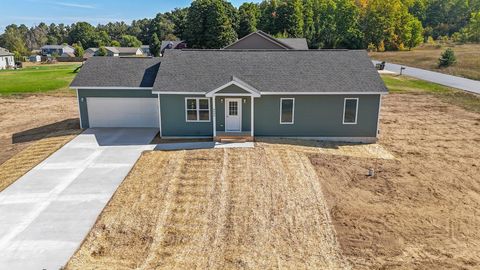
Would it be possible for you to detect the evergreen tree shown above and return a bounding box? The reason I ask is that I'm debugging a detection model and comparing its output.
[439,48,456,67]
[150,33,161,57]
[238,3,260,38]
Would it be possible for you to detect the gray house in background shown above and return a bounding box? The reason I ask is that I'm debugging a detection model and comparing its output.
[70,47,387,143]
[224,31,309,50]
[41,45,75,56]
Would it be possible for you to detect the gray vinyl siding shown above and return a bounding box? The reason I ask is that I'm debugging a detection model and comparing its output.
[159,94,379,138]
[215,96,251,132]
[216,84,250,94]
[77,89,156,129]
[160,95,213,137]
[254,95,380,137]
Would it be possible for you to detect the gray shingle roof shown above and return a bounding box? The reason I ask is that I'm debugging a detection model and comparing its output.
[70,57,161,88]
[277,38,309,50]
[153,50,387,94]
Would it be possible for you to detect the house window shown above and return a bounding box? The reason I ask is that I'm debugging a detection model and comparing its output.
[343,98,359,124]
[185,98,210,122]
[280,98,295,124]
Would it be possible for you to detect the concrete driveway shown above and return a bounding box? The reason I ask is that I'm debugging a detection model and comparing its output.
[373,60,480,94]
[0,128,157,270]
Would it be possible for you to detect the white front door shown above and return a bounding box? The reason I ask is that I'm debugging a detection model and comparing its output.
[225,98,242,132]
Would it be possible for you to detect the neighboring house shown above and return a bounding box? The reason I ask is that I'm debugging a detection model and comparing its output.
[84,48,98,58]
[29,55,42,62]
[161,40,187,55]
[141,45,151,56]
[0,48,15,70]
[224,31,309,50]
[106,47,143,57]
[70,49,387,143]
[41,45,75,56]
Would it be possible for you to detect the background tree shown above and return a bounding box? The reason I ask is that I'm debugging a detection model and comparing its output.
[165,8,189,39]
[68,22,97,48]
[120,35,142,47]
[73,43,84,57]
[238,2,260,38]
[258,0,279,34]
[150,13,177,41]
[150,33,161,56]
[111,40,121,47]
[96,46,108,56]
[303,0,315,47]
[185,0,237,48]
[276,0,304,37]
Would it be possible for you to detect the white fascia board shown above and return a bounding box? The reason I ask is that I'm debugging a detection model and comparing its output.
[71,87,153,90]
[261,92,388,95]
[153,91,205,95]
[206,80,261,98]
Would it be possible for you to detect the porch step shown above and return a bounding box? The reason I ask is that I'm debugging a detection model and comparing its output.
[220,138,247,143]
[215,136,254,143]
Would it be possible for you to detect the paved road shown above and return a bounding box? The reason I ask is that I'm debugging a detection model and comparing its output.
[373,60,480,95]
[0,128,157,270]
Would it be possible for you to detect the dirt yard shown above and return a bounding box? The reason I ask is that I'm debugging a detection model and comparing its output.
[0,95,79,165]
[66,147,349,269]
[311,93,480,269]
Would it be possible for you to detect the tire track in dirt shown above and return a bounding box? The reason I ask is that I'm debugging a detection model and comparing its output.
[139,150,224,269]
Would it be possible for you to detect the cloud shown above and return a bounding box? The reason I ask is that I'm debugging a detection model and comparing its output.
[54,2,96,9]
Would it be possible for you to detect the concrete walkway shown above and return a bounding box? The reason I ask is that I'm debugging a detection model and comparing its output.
[373,60,480,94]
[0,128,157,270]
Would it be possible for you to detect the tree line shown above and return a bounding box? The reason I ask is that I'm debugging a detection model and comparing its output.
[1,0,479,58]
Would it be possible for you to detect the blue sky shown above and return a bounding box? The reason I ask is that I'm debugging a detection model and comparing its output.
[1,0,260,33]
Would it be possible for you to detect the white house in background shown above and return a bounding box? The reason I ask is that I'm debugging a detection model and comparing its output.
[29,55,42,62]
[0,48,15,69]
[41,45,75,56]
[85,47,145,57]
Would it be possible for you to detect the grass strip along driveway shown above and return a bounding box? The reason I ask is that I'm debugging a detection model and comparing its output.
[66,147,349,270]
[0,64,80,95]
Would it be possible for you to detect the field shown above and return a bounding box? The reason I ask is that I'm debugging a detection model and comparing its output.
[65,75,480,269]
[0,63,81,95]
[0,95,78,165]
[370,43,480,81]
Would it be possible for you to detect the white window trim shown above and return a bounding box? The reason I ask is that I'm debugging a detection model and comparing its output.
[280,98,295,125]
[185,97,211,123]
[343,98,359,125]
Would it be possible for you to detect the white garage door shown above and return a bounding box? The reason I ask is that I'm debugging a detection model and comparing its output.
[87,97,159,128]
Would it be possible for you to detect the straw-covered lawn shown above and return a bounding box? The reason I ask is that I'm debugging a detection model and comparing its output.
[66,146,351,269]
[0,130,80,192]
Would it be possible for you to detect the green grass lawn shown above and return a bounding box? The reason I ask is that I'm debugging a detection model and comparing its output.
[382,74,480,113]
[0,64,80,95]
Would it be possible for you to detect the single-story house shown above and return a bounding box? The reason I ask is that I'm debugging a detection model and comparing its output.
[141,45,151,56]
[0,48,15,70]
[84,48,98,58]
[29,55,42,62]
[106,47,143,57]
[70,49,387,143]
[224,30,309,50]
[41,45,75,56]
[161,40,187,55]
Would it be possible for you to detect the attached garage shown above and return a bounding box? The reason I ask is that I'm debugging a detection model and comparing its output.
[86,97,159,128]
[70,57,162,129]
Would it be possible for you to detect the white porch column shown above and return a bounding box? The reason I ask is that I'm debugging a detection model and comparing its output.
[212,96,217,137]
[251,96,254,137]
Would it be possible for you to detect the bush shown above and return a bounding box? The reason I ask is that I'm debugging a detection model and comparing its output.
[377,40,385,52]
[367,43,377,52]
[438,48,456,68]
[96,46,108,56]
